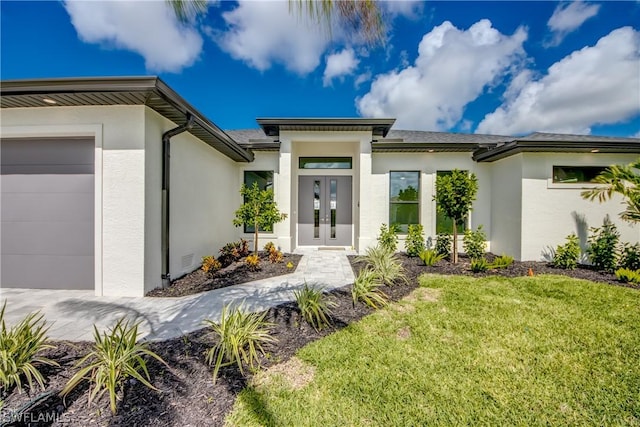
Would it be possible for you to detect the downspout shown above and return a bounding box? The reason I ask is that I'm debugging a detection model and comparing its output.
[162,113,195,287]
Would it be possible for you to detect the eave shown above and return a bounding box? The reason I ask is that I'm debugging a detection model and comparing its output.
[473,140,640,162]
[1,76,253,162]
[257,117,395,138]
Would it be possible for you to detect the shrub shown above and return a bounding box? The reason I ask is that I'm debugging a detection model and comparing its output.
[203,304,275,383]
[405,224,425,257]
[553,234,581,269]
[245,254,261,271]
[0,302,57,393]
[219,239,250,266]
[263,242,275,253]
[268,249,283,263]
[357,245,407,286]
[586,218,620,272]
[619,242,640,271]
[60,318,165,414]
[351,269,388,309]
[470,257,489,273]
[435,234,452,259]
[264,243,283,263]
[490,254,514,269]
[201,256,221,274]
[463,225,487,260]
[419,249,445,266]
[294,283,336,331]
[615,268,640,284]
[378,223,399,252]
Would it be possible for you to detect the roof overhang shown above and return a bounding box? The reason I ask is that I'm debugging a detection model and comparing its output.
[1,76,253,162]
[257,118,396,139]
[372,141,485,153]
[473,140,640,162]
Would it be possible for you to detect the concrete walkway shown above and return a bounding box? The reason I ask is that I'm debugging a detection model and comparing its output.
[0,249,355,342]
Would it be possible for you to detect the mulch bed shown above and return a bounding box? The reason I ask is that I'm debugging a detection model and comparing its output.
[3,253,636,426]
[146,252,302,297]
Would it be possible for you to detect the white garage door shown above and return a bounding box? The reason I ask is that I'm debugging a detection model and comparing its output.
[1,138,94,290]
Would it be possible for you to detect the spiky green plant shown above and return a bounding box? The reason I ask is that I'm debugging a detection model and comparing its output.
[60,318,165,414]
[419,249,446,267]
[470,257,489,273]
[357,244,407,286]
[615,268,640,284]
[490,254,514,269]
[351,269,388,309]
[204,304,276,383]
[294,283,336,331]
[0,301,57,393]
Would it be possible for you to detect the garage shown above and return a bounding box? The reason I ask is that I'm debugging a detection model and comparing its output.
[1,137,94,290]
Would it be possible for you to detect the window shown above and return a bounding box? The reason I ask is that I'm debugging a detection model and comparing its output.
[435,171,467,235]
[243,171,274,233]
[299,157,352,169]
[552,166,606,183]
[389,171,420,233]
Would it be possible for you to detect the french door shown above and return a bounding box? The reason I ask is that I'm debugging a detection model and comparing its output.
[298,176,352,246]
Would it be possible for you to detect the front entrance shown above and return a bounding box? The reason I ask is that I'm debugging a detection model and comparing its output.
[298,176,352,246]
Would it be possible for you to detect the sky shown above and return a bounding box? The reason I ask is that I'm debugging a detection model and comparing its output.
[1,1,639,137]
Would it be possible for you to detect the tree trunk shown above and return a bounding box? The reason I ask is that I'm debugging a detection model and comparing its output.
[452,217,458,264]
[254,220,259,254]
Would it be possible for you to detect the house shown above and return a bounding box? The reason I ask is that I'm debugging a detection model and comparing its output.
[1,76,638,297]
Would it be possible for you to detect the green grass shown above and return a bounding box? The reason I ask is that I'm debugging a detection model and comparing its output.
[227,275,640,426]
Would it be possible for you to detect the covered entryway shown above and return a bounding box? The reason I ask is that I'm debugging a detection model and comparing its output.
[298,176,352,246]
[1,137,94,289]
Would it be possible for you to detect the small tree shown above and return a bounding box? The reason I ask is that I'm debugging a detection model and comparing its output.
[434,170,478,263]
[233,182,287,254]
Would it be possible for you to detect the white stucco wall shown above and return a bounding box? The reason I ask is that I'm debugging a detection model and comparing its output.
[1,105,146,296]
[490,154,523,259]
[370,152,492,253]
[520,153,639,261]
[167,122,240,282]
[143,109,164,294]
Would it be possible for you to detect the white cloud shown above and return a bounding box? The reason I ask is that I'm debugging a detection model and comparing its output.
[357,20,527,130]
[354,71,372,88]
[216,1,330,74]
[382,1,424,19]
[477,27,640,135]
[547,1,600,46]
[63,0,202,73]
[323,48,360,86]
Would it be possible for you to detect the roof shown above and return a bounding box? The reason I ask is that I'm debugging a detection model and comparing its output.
[257,118,396,138]
[374,129,511,152]
[473,132,640,162]
[0,76,253,162]
[227,126,639,159]
[225,129,280,151]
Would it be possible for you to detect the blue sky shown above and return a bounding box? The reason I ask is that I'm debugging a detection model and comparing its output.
[1,1,639,137]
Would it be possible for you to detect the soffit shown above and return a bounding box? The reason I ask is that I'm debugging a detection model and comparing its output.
[1,76,253,162]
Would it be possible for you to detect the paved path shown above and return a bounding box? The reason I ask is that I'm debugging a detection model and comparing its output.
[0,249,355,342]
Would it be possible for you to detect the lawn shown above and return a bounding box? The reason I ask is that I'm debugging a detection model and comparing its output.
[228,274,640,426]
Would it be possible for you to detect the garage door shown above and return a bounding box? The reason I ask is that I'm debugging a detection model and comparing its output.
[1,138,94,290]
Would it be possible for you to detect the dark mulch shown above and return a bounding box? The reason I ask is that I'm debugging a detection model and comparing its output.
[390,252,638,290]
[3,252,636,426]
[147,252,302,297]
